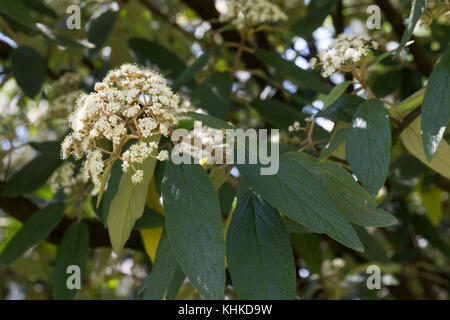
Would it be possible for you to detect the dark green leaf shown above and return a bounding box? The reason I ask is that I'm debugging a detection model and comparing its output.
[366,49,396,68]
[22,0,58,18]
[290,233,322,273]
[354,226,391,264]
[311,161,397,227]
[29,140,61,155]
[421,46,450,161]
[162,161,226,299]
[373,70,402,97]
[100,160,122,226]
[134,207,164,230]
[316,94,364,122]
[319,128,348,160]
[187,111,234,129]
[252,99,305,130]
[1,154,63,197]
[129,38,186,79]
[323,81,352,109]
[395,0,428,55]
[87,9,117,51]
[165,265,185,300]
[412,215,450,259]
[10,46,45,98]
[255,49,330,94]
[291,0,337,36]
[53,222,90,300]
[0,202,65,269]
[237,152,364,251]
[141,230,180,300]
[191,72,232,119]
[174,45,222,89]
[0,0,36,29]
[284,217,313,234]
[346,99,391,194]
[226,188,296,299]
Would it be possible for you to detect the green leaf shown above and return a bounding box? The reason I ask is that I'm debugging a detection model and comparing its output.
[316,94,364,122]
[252,99,305,130]
[87,8,118,51]
[319,128,348,160]
[107,135,160,253]
[346,99,391,194]
[129,38,186,79]
[162,160,226,299]
[354,226,391,264]
[173,45,222,89]
[187,111,234,129]
[365,43,413,68]
[255,49,330,94]
[396,87,425,112]
[191,72,232,119]
[323,81,352,109]
[366,50,396,68]
[401,117,450,179]
[226,188,296,299]
[10,46,45,98]
[1,153,63,197]
[100,160,123,226]
[22,0,58,18]
[96,162,113,207]
[412,215,450,259]
[29,140,61,155]
[284,217,313,234]
[290,234,322,273]
[421,46,450,161]
[165,265,185,300]
[140,230,180,300]
[0,202,65,269]
[53,222,90,300]
[421,187,442,226]
[365,42,416,68]
[237,152,364,251]
[373,70,403,97]
[291,0,337,36]
[289,152,396,227]
[0,0,36,29]
[133,207,164,230]
[395,0,428,55]
[312,161,397,227]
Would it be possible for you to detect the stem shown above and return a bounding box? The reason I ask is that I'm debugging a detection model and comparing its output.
[231,30,248,77]
[224,42,254,53]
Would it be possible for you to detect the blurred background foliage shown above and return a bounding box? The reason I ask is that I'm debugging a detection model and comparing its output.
[0,0,449,299]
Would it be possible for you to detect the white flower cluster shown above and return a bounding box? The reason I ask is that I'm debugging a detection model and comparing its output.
[310,33,378,78]
[177,124,227,162]
[288,121,301,132]
[121,140,169,183]
[48,162,87,195]
[220,0,287,30]
[41,72,83,119]
[51,90,84,117]
[50,72,82,95]
[61,64,181,185]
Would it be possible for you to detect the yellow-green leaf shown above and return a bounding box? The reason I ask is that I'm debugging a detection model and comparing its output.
[401,117,450,179]
[107,135,160,253]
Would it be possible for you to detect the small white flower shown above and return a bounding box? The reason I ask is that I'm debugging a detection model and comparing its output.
[131,169,144,184]
[312,33,376,78]
[157,150,169,161]
[220,0,287,30]
[61,64,182,185]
